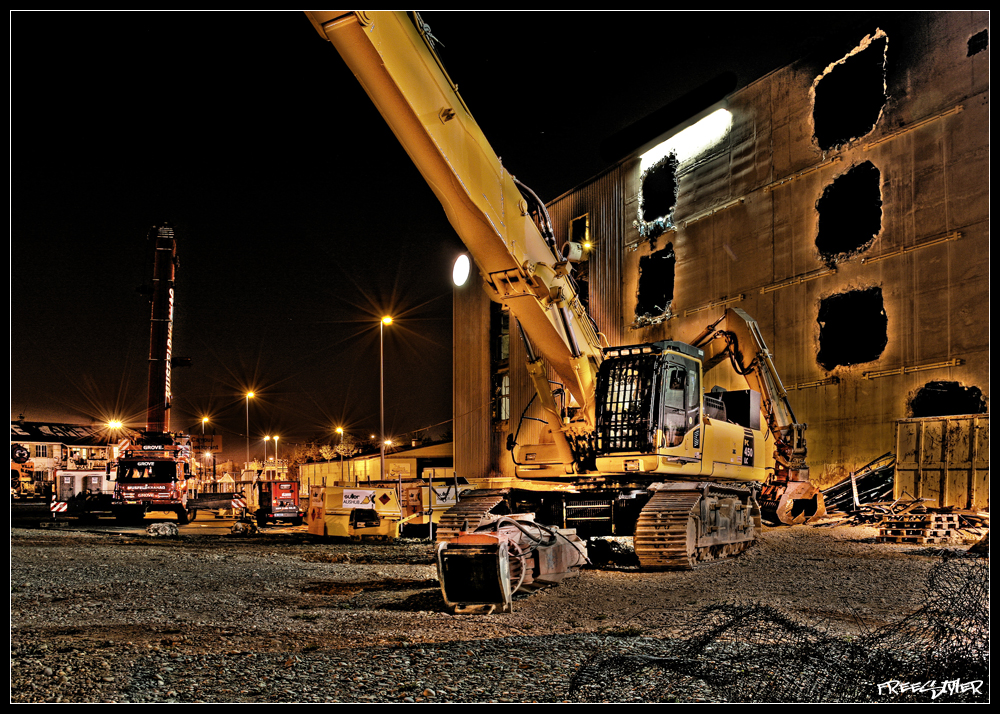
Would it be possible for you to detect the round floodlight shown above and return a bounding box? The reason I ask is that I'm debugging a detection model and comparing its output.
[452,254,471,286]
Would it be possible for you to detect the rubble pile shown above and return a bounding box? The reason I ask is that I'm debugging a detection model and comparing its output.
[821,453,897,516]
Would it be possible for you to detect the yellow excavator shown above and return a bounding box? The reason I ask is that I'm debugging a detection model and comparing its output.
[305,11,824,611]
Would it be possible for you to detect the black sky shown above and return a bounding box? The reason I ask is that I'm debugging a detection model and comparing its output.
[11,10,913,460]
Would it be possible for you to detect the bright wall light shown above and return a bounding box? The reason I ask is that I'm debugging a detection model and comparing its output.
[452,254,471,286]
[640,108,733,173]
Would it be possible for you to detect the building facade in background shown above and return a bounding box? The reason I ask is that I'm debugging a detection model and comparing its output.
[454,12,989,488]
[10,421,136,488]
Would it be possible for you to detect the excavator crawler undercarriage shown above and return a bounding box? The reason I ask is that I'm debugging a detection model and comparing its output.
[434,481,761,611]
[634,483,760,570]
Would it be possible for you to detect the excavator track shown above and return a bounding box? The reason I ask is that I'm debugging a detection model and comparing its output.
[634,491,701,570]
[634,486,757,570]
[435,492,507,544]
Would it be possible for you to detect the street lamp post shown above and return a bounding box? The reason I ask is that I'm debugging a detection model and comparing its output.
[336,427,345,483]
[264,435,270,471]
[245,392,254,467]
[273,436,279,474]
[106,420,123,470]
[368,435,376,485]
[380,316,392,483]
[201,417,208,478]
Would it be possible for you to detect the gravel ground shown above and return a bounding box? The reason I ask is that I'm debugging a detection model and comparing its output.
[9,523,984,703]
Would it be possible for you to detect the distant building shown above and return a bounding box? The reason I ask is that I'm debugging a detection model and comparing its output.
[299,441,454,488]
[9,421,139,487]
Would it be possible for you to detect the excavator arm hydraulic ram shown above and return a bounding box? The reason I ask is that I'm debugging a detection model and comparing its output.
[690,308,825,524]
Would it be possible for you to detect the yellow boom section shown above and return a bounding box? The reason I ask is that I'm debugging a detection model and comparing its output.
[305,11,601,424]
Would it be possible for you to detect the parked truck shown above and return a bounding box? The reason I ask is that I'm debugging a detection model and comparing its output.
[110,436,197,524]
[250,479,304,527]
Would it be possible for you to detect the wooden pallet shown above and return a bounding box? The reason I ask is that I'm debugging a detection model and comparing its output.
[877,512,959,544]
[881,527,954,536]
[883,513,960,526]
[878,533,951,544]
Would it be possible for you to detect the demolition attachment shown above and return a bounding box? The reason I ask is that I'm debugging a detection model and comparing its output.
[436,516,588,614]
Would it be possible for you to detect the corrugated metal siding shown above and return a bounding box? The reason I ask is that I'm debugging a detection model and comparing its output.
[548,162,630,346]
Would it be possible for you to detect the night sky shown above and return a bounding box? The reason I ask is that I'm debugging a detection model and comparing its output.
[11,11,910,461]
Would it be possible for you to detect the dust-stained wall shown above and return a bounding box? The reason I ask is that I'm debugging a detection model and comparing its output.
[456,12,989,488]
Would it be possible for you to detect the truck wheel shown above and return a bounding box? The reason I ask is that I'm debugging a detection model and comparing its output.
[187,509,198,523]
[291,517,303,527]
[256,510,267,529]
[176,507,190,525]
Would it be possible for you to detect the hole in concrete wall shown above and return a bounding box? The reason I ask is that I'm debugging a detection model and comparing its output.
[908,381,988,417]
[570,213,590,245]
[815,161,882,265]
[967,29,988,56]
[642,158,678,222]
[633,243,675,327]
[638,154,679,240]
[816,287,887,371]
[813,32,887,151]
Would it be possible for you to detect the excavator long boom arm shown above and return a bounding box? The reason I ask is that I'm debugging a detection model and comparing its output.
[306,11,603,431]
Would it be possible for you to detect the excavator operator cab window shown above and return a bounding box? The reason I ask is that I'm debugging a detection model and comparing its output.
[660,363,701,448]
[661,367,687,447]
[684,369,700,416]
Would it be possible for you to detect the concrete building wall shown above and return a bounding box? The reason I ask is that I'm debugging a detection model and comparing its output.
[452,279,496,480]
[454,12,989,489]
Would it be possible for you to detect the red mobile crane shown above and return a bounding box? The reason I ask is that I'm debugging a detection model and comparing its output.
[109,224,197,524]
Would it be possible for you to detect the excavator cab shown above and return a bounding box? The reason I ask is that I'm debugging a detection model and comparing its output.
[594,341,705,469]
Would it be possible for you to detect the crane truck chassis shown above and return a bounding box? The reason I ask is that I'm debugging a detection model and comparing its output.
[306,11,825,611]
[110,438,198,524]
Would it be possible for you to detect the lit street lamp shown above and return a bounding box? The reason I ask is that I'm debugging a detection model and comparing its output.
[452,253,470,286]
[380,315,392,483]
[106,420,123,464]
